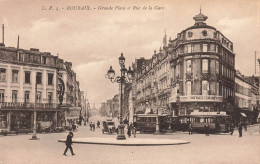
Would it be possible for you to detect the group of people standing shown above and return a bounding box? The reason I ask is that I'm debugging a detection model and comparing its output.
[89,121,101,131]
[127,123,136,138]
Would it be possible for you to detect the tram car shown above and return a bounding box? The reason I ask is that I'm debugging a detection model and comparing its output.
[188,113,232,133]
[133,114,157,133]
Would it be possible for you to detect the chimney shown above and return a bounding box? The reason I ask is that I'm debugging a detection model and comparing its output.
[17,35,19,49]
[30,48,40,52]
[2,24,4,46]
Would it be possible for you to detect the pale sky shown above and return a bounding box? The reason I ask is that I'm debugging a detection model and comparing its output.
[0,0,260,108]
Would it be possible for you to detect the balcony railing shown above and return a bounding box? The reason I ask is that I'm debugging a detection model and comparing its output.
[0,102,58,110]
[169,95,223,103]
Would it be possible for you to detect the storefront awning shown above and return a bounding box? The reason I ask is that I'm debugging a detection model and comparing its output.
[241,113,247,117]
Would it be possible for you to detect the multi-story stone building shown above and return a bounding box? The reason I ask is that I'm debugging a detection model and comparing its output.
[235,71,259,124]
[0,40,82,133]
[130,11,238,127]
[58,61,82,126]
[168,11,235,117]
[100,94,120,119]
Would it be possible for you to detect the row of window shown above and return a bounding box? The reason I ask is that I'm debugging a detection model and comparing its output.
[185,81,219,96]
[235,97,250,108]
[18,53,56,66]
[184,59,234,80]
[235,83,251,96]
[0,89,53,103]
[0,68,54,85]
[186,59,220,74]
[176,44,234,67]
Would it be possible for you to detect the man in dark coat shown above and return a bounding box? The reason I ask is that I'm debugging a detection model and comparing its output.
[204,124,209,136]
[90,122,92,131]
[188,122,193,135]
[230,123,234,135]
[63,132,75,156]
[238,123,243,137]
[127,124,132,138]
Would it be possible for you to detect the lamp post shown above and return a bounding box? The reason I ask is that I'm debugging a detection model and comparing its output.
[57,75,65,127]
[106,53,133,140]
[31,74,40,140]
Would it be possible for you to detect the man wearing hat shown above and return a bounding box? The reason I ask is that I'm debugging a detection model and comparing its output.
[63,132,75,156]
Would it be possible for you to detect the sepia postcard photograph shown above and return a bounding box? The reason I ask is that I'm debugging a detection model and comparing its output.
[0,0,260,163]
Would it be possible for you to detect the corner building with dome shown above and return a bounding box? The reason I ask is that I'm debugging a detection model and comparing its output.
[131,11,237,129]
[168,11,235,117]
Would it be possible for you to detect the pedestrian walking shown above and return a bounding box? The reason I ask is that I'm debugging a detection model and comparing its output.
[127,124,131,138]
[97,121,100,128]
[63,132,75,156]
[92,123,95,131]
[238,123,243,137]
[230,123,234,135]
[132,126,136,138]
[204,124,209,136]
[244,124,247,131]
[188,122,193,135]
[90,122,92,131]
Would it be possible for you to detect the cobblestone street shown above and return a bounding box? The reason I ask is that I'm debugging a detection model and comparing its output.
[1,120,259,164]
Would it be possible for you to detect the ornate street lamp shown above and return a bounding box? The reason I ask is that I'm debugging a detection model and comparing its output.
[106,53,133,140]
[31,74,40,140]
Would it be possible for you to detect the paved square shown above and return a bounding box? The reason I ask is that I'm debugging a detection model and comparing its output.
[0,124,259,164]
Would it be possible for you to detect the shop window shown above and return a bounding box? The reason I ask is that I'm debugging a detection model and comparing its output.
[12,90,18,103]
[0,89,5,103]
[24,91,30,103]
[0,68,6,82]
[25,71,30,84]
[11,70,19,83]
[202,59,208,73]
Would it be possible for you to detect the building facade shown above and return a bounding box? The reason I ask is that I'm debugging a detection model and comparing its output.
[128,11,238,127]
[168,11,235,117]
[0,43,82,133]
[235,71,259,124]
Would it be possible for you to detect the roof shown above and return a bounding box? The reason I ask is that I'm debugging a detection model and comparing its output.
[193,13,208,22]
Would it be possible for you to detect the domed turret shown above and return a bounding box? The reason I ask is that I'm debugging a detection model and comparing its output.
[193,8,208,26]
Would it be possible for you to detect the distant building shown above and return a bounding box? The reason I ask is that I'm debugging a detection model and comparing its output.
[235,72,260,124]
